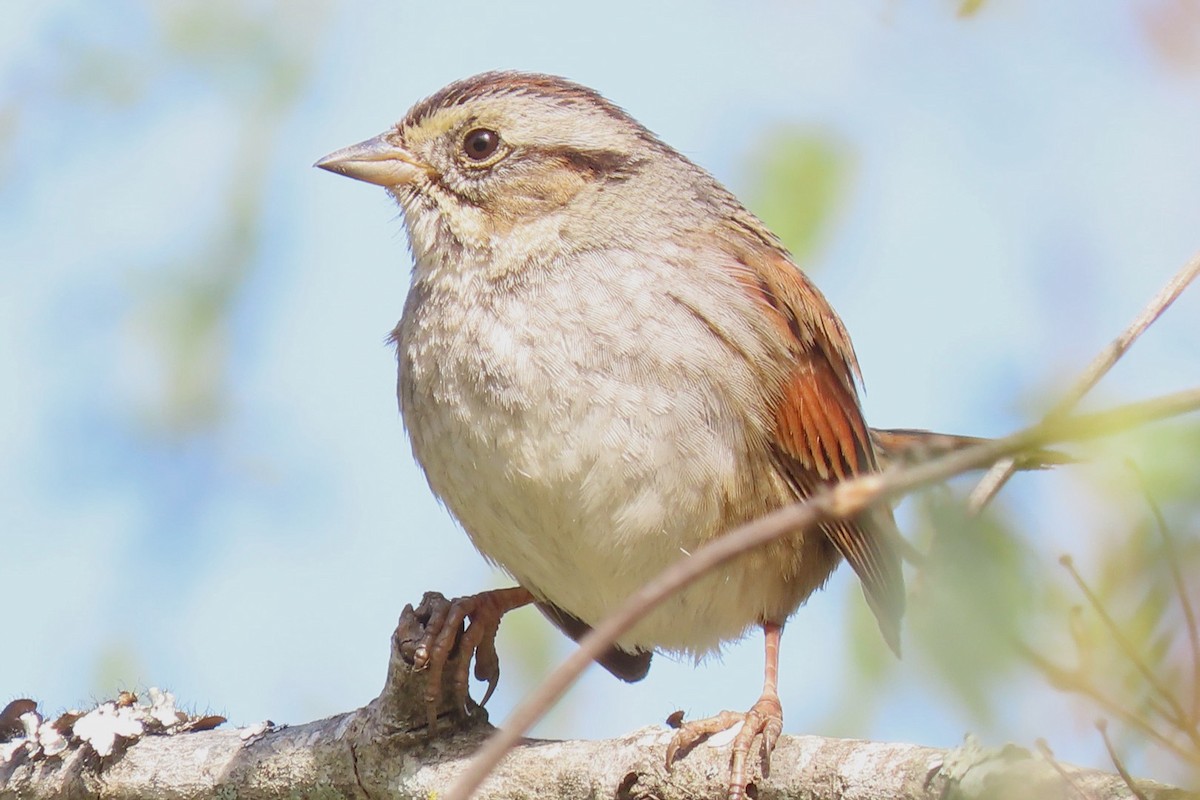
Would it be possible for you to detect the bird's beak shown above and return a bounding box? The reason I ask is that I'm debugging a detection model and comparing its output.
[314,134,430,187]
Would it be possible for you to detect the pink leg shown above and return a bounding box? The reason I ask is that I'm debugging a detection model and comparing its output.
[666,622,784,800]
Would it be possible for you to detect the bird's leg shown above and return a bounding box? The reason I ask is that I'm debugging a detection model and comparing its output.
[666,622,784,800]
[399,587,534,730]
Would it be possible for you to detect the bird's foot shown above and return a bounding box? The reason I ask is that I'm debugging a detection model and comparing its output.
[665,692,783,800]
[396,587,533,731]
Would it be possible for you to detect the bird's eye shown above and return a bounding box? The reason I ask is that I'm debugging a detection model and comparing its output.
[462,128,501,161]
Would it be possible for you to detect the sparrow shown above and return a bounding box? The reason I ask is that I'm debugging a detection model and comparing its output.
[317,71,914,799]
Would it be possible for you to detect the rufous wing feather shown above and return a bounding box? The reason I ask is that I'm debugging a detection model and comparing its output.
[739,244,906,655]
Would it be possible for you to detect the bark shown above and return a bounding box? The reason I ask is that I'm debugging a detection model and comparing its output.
[1,596,1192,800]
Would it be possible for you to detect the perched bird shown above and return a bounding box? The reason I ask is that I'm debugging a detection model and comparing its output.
[316,71,907,799]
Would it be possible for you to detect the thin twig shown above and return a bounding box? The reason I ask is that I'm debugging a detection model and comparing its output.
[1019,642,1193,763]
[968,250,1200,513]
[1097,719,1152,800]
[1144,694,1185,734]
[1035,738,1097,800]
[968,456,1017,513]
[443,387,1200,800]
[1127,460,1200,727]
[1058,555,1197,746]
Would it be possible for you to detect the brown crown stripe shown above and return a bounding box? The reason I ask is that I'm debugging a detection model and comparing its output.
[404,71,646,135]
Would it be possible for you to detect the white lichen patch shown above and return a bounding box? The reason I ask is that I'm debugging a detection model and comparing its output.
[237,720,276,744]
[0,690,226,764]
[147,688,187,728]
[37,722,68,758]
[74,705,146,757]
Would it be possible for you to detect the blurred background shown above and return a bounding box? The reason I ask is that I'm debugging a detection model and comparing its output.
[3,0,1199,788]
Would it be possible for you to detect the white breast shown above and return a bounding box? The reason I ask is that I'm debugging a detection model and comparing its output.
[397,244,820,656]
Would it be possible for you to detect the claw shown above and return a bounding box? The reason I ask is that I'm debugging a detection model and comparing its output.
[665,694,783,800]
[664,709,745,768]
[402,587,533,731]
[474,623,502,707]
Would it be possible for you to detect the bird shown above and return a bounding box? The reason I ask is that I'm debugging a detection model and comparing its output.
[315,70,908,800]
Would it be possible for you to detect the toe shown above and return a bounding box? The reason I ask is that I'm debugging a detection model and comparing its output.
[664,710,745,768]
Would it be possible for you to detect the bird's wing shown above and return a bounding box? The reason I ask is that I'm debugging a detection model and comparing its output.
[536,600,652,682]
[730,236,905,655]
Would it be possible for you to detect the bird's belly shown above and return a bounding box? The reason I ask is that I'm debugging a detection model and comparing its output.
[409,390,818,655]
[398,252,837,655]
[402,343,833,655]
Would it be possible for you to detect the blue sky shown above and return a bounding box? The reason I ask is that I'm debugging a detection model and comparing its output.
[3,0,1199,783]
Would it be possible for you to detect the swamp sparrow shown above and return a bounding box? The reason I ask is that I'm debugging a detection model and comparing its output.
[317,71,908,799]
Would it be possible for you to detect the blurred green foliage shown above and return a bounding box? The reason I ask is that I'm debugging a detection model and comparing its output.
[1067,423,1200,771]
[958,0,989,18]
[11,0,335,699]
[905,490,1037,721]
[900,421,1200,775]
[31,0,333,436]
[92,641,144,700]
[137,1,328,436]
[744,129,852,266]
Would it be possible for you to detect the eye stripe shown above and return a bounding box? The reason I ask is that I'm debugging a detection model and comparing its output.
[523,147,648,181]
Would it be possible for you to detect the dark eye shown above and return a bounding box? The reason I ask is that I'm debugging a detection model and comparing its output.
[462,128,501,161]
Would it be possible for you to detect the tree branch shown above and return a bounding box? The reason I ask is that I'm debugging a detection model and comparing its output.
[3,606,1194,800]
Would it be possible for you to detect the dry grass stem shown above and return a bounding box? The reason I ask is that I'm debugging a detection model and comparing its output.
[968,250,1200,513]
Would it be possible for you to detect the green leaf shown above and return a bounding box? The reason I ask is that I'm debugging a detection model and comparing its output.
[744,129,852,265]
[958,0,988,18]
[906,491,1036,721]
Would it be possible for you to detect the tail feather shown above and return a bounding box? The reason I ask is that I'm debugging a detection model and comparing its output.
[870,427,1073,471]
